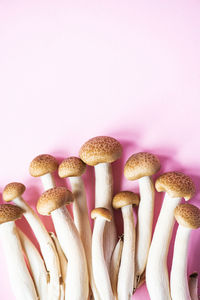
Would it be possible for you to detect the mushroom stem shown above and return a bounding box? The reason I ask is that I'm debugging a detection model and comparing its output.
[92,217,114,300]
[146,193,181,300]
[0,222,38,300]
[110,236,123,299]
[189,273,199,300]
[41,173,55,191]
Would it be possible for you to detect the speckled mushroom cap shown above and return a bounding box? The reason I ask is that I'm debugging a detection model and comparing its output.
[155,172,195,200]
[37,187,74,215]
[91,207,112,222]
[0,204,24,224]
[174,204,200,229]
[79,136,122,166]
[29,154,58,177]
[112,191,140,209]
[58,157,86,178]
[124,152,161,180]
[3,182,26,202]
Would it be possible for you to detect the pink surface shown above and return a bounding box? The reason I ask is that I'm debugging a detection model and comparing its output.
[0,0,200,299]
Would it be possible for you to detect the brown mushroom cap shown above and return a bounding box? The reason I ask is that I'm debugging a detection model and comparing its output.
[174,204,200,229]
[79,136,122,166]
[0,204,24,224]
[155,172,195,201]
[124,152,161,180]
[37,187,74,215]
[29,154,58,177]
[91,207,112,222]
[112,191,140,209]
[3,182,26,202]
[58,157,86,178]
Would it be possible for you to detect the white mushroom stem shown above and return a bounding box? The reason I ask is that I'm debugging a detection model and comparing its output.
[170,226,192,300]
[110,237,123,299]
[41,173,55,191]
[146,193,181,300]
[17,228,49,300]
[135,176,155,285]
[69,176,100,300]
[95,163,117,268]
[0,222,38,300]
[92,217,114,300]
[51,206,89,300]
[189,273,199,300]
[117,205,135,300]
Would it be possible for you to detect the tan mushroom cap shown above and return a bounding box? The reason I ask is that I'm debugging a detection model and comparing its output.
[112,191,140,209]
[91,207,112,222]
[155,172,195,201]
[124,152,161,180]
[0,204,24,224]
[29,154,58,177]
[79,136,122,166]
[37,187,74,216]
[174,204,200,229]
[3,182,26,202]
[58,157,86,178]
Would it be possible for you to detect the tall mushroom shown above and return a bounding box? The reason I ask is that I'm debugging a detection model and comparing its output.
[80,136,122,269]
[170,203,200,300]
[0,204,38,300]
[124,152,161,287]
[91,207,114,300]
[189,273,199,300]
[58,156,99,300]
[112,191,140,300]
[2,182,61,300]
[37,186,89,300]
[146,172,195,300]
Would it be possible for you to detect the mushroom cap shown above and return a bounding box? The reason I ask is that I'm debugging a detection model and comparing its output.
[174,203,200,229]
[58,157,86,178]
[112,191,140,209]
[155,172,195,200]
[91,207,112,222]
[37,187,74,215]
[3,182,26,202]
[79,136,122,166]
[29,154,58,177]
[124,152,161,180]
[0,204,24,224]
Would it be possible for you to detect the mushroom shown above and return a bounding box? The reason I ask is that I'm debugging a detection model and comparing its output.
[146,172,195,300]
[124,152,161,287]
[0,204,38,300]
[58,156,99,300]
[3,182,62,300]
[80,136,122,269]
[29,154,58,190]
[170,203,200,300]
[37,186,89,300]
[189,273,199,300]
[91,207,114,300]
[112,191,140,300]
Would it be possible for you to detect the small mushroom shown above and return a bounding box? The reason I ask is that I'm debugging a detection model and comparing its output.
[189,273,199,300]
[146,172,195,300]
[170,204,200,300]
[0,204,38,300]
[37,187,89,300]
[124,152,160,287]
[80,136,122,269]
[113,191,140,300]
[91,207,114,300]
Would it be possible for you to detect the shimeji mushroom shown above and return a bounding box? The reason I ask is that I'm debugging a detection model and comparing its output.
[3,182,62,300]
[113,191,140,300]
[80,136,122,269]
[146,172,195,300]
[124,152,160,287]
[37,187,89,300]
[189,273,199,300]
[58,156,99,300]
[0,204,38,300]
[91,208,114,300]
[170,204,200,300]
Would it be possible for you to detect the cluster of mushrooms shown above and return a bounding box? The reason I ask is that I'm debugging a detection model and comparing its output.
[0,136,199,300]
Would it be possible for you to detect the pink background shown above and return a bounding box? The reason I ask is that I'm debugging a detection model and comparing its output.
[0,0,200,299]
